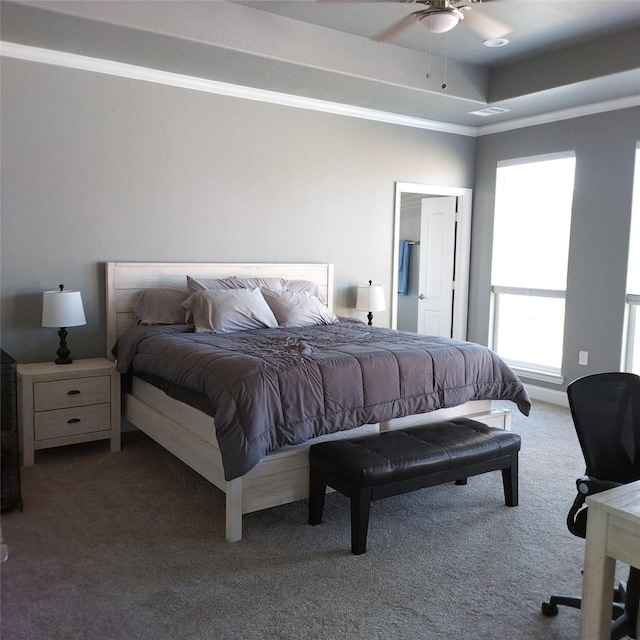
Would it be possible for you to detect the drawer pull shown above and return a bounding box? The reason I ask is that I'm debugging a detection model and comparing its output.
[67,418,81,424]
[67,390,81,395]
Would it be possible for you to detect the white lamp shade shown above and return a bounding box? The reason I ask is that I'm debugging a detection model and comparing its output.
[421,11,460,34]
[42,290,86,328]
[356,284,386,313]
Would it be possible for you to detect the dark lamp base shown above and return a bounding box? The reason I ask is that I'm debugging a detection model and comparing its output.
[54,327,73,365]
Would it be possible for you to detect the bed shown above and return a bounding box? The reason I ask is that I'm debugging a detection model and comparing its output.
[106,261,530,542]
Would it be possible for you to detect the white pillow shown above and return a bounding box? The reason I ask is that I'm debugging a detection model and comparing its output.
[181,288,278,333]
[262,290,338,327]
[284,279,326,304]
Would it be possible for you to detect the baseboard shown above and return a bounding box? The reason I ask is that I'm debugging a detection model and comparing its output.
[524,384,569,408]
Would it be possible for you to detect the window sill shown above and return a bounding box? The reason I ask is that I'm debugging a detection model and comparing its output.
[509,366,564,386]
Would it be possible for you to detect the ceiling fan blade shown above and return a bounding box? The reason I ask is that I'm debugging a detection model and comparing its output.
[462,8,512,39]
[373,12,420,42]
[317,0,397,3]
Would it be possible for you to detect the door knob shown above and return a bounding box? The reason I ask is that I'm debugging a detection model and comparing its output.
[418,294,425,300]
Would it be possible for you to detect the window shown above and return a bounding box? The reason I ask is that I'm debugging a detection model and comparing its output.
[491,152,576,378]
[624,145,640,375]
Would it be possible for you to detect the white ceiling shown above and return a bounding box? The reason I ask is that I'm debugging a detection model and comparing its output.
[2,0,640,132]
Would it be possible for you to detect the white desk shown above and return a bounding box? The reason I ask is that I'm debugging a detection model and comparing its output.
[580,480,640,640]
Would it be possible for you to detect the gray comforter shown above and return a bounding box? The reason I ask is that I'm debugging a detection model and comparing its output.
[116,321,531,480]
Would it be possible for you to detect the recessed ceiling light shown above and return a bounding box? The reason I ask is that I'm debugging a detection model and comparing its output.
[483,38,510,48]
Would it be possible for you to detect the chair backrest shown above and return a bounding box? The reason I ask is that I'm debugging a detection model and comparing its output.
[567,372,640,483]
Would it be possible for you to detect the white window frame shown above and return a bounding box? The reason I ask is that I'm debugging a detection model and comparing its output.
[623,144,640,374]
[490,151,575,383]
[490,286,565,383]
[624,294,640,374]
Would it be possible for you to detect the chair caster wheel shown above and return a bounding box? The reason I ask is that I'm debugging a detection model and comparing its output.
[541,601,559,617]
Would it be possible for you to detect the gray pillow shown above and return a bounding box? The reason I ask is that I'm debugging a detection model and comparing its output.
[181,288,278,333]
[186,275,286,294]
[133,288,189,325]
[262,290,338,327]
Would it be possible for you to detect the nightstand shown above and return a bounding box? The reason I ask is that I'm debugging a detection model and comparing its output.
[17,358,121,466]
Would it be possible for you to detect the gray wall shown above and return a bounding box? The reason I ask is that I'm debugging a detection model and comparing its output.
[3,55,637,391]
[0,57,475,363]
[470,107,640,390]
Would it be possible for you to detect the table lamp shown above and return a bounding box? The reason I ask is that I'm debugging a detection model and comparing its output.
[356,280,385,326]
[42,285,86,364]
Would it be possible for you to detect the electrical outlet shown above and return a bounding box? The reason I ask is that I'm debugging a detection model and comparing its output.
[579,351,589,366]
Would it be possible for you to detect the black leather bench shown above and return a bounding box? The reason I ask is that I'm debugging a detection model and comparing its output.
[308,418,521,554]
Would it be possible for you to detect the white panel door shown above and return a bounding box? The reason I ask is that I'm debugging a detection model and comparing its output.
[417,196,457,337]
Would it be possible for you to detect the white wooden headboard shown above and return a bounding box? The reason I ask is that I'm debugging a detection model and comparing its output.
[105,262,334,358]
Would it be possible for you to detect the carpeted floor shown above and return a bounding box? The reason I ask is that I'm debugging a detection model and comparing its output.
[0,401,624,639]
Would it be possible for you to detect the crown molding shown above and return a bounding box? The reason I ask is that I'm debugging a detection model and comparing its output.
[0,42,477,137]
[476,94,640,136]
[2,42,637,138]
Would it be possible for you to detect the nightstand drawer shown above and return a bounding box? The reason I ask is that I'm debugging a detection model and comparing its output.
[34,403,111,440]
[33,375,110,411]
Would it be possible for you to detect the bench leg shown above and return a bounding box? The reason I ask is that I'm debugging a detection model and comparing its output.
[308,464,327,526]
[351,488,372,555]
[502,453,519,507]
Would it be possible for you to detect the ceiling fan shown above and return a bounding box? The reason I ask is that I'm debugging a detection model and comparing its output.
[374,0,512,42]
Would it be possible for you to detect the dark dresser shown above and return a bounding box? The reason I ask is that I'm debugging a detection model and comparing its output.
[1,350,22,512]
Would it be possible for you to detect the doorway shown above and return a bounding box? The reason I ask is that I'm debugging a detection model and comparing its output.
[391,182,472,340]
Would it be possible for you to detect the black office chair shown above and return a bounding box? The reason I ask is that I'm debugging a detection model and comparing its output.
[541,372,640,639]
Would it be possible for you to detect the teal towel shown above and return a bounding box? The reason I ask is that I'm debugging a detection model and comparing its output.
[398,240,411,295]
